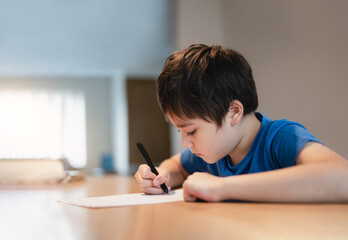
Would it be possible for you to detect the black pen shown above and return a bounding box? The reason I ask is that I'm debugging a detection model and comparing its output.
[136,142,169,194]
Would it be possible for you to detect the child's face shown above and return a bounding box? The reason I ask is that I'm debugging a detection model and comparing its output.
[167,113,242,164]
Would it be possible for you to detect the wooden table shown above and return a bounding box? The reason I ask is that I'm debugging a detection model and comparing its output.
[1,174,348,240]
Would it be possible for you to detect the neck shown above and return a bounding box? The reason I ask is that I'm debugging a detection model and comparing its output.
[228,113,261,166]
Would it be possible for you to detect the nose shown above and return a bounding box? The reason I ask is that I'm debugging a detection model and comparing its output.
[181,133,193,148]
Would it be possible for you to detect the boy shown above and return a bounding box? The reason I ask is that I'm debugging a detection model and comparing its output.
[135,43,348,202]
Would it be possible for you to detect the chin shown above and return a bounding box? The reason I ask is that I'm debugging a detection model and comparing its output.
[201,156,219,164]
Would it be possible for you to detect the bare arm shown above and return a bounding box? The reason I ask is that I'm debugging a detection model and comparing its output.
[159,153,189,188]
[183,143,348,202]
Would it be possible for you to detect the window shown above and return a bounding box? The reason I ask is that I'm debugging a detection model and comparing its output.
[0,90,86,168]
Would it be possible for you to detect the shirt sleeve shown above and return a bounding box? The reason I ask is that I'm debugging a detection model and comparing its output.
[180,148,209,175]
[271,124,322,168]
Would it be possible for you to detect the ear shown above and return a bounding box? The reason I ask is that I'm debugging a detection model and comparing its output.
[227,100,244,125]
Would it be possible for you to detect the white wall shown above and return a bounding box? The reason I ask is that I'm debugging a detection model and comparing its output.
[223,0,348,158]
[0,0,171,76]
[173,0,348,158]
[0,0,172,172]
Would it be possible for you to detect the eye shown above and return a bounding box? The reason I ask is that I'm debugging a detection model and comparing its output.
[187,129,196,136]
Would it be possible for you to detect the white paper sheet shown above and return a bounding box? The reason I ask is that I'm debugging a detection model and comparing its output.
[58,189,184,208]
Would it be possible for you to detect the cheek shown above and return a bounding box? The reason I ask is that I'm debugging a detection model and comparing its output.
[197,131,228,159]
[196,130,217,147]
[208,128,235,156]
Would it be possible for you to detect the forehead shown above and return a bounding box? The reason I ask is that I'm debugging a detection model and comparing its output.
[166,113,206,128]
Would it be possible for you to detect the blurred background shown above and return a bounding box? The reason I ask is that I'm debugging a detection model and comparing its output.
[0,0,347,175]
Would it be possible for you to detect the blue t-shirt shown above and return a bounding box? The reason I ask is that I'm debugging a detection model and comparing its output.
[180,112,321,177]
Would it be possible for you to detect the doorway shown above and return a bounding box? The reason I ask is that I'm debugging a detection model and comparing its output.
[127,79,171,173]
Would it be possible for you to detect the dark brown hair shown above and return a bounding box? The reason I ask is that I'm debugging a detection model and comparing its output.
[157,43,258,126]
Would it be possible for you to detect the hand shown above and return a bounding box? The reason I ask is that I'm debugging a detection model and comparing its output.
[134,164,171,194]
[183,172,225,202]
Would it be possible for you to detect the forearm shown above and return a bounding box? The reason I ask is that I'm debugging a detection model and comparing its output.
[159,153,188,188]
[222,160,348,203]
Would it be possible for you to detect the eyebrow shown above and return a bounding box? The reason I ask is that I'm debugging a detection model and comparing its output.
[165,115,194,128]
[176,122,194,128]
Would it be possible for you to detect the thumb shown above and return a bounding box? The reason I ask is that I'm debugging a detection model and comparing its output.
[153,174,166,187]
[154,168,169,184]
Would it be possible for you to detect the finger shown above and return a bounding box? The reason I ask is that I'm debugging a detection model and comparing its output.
[135,170,158,187]
[183,179,198,202]
[139,164,156,179]
[152,175,166,187]
[134,171,143,183]
[183,190,197,202]
[138,178,155,188]
[143,186,168,195]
